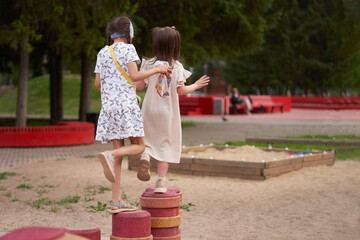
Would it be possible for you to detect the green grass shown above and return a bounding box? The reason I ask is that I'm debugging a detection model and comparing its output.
[0,172,16,180]
[225,134,360,161]
[87,201,108,213]
[16,184,32,189]
[27,195,80,209]
[0,73,103,117]
[181,121,195,128]
[180,202,196,211]
[287,135,360,141]
[0,73,146,126]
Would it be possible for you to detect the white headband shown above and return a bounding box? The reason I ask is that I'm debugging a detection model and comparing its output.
[110,20,134,39]
[129,20,134,39]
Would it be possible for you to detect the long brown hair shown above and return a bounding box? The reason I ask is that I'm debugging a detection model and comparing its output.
[152,27,180,66]
[106,16,132,45]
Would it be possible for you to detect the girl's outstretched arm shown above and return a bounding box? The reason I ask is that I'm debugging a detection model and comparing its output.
[177,75,210,96]
[128,61,172,82]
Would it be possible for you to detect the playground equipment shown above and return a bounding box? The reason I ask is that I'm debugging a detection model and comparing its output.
[1,188,182,240]
[0,226,89,240]
[129,145,335,180]
[0,121,94,147]
[140,187,182,240]
[65,228,101,240]
[110,187,182,240]
[111,210,153,240]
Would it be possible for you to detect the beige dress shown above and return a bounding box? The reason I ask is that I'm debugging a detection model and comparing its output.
[140,58,192,163]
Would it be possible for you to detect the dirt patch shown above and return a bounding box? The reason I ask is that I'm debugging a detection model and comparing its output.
[0,156,359,239]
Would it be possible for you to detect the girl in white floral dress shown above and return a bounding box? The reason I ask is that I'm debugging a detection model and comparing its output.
[137,26,210,193]
[94,17,171,213]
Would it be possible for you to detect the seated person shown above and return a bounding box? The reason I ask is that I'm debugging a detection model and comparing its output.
[230,87,252,115]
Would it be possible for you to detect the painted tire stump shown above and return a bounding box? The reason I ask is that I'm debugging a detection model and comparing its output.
[141,187,182,240]
[65,228,101,240]
[111,210,153,240]
[0,226,88,240]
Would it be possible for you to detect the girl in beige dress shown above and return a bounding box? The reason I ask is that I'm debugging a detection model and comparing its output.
[136,26,210,193]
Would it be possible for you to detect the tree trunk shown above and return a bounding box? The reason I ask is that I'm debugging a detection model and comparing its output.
[49,49,63,125]
[79,53,92,121]
[15,33,30,127]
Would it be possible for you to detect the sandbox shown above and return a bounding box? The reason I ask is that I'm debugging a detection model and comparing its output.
[128,145,335,180]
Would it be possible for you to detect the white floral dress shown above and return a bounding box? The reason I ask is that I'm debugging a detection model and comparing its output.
[94,42,143,143]
[140,58,192,163]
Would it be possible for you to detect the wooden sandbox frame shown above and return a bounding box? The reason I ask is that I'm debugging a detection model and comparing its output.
[128,145,335,180]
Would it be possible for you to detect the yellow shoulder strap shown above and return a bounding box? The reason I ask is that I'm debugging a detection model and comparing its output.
[109,45,136,92]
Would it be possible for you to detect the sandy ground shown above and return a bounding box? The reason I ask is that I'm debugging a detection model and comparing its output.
[182,145,293,162]
[0,153,359,240]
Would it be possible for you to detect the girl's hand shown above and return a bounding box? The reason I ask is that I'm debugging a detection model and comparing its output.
[157,65,172,76]
[195,75,210,89]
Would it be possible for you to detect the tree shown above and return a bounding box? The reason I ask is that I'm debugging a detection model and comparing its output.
[224,0,352,95]
[340,0,360,93]
[133,0,273,65]
[73,0,137,121]
[0,1,41,126]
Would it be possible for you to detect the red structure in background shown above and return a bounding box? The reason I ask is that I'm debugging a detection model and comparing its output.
[179,95,291,115]
[291,96,360,109]
[0,121,94,147]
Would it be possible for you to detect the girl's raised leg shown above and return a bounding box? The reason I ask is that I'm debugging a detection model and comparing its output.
[108,137,145,159]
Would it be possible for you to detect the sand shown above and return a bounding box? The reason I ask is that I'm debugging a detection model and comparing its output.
[0,153,359,240]
[182,145,293,162]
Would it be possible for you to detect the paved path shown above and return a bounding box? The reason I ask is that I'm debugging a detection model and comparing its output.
[182,108,360,145]
[1,109,359,169]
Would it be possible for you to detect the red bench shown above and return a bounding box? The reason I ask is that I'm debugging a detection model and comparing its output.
[291,96,360,109]
[226,95,283,114]
[179,95,202,115]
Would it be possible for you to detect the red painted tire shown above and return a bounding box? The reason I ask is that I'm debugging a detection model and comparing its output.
[151,227,180,238]
[140,191,182,209]
[153,234,181,240]
[112,210,152,239]
[110,235,153,240]
[140,188,182,239]
[65,228,101,240]
[141,207,179,218]
[0,227,89,240]
[0,227,64,240]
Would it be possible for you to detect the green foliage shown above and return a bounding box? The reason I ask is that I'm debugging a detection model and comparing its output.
[87,201,108,212]
[134,0,273,64]
[224,0,360,95]
[16,184,32,189]
[56,195,80,204]
[287,135,360,141]
[0,74,101,117]
[27,197,53,209]
[3,192,12,198]
[180,202,195,211]
[181,122,195,128]
[0,172,16,180]
[27,195,81,209]
[98,186,111,194]
[225,134,360,161]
